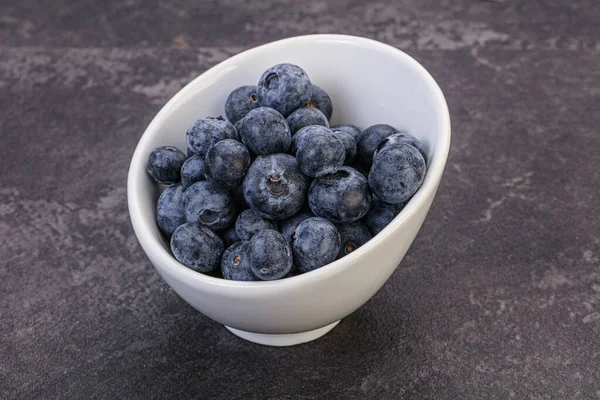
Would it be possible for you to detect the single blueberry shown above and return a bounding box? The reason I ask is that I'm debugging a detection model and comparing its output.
[235,209,278,241]
[221,241,257,281]
[249,230,293,280]
[186,117,237,157]
[362,195,406,235]
[369,143,426,204]
[170,223,224,273]
[295,125,345,178]
[146,146,187,184]
[222,225,241,247]
[229,183,249,213]
[356,124,398,170]
[375,132,428,164]
[286,107,329,135]
[183,181,235,232]
[238,107,291,156]
[308,84,333,120]
[308,166,372,224]
[279,207,315,244]
[331,124,362,142]
[225,85,260,124]
[292,217,340,273]
[335,221,372,259]
[257,63,312,117]
[180,154,206,190]
[243,153,309,220]
[332,130,356,165]
[204,139,251,190]
[156,183,186,237]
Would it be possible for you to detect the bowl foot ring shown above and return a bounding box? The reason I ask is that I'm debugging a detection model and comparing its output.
[225,320,340,346]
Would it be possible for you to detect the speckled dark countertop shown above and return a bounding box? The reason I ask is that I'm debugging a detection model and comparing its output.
[2,1,599,398]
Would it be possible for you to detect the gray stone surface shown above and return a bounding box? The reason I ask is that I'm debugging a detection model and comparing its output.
[1,1,599,399]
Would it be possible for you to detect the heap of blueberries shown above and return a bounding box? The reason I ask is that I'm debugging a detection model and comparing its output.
[146,63,427,281]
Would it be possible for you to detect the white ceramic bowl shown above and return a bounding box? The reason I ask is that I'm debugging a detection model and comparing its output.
[128,34,450,346]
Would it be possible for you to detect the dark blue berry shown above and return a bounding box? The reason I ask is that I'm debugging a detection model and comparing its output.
[336,221,372,259]
[257,63,312,117]
[279,207,315,244]
[309,84,333,120]
[204,139,251,190]
[238,107,291,156]
[363,195,406,235]
[235,209,278,240]
[295,126,345,178]
[243,154,309,220]
[221,241,257,281]
[186,117,237,157]
[170,223,224,273]
[222,225,241,247]
[308,166,372,224]
[156,183,186,237]
[376,132,427,164]
[368,143,426,204]
[183,181,235,232]
[292,217,340,273]
[286,107,329,135]
[332,130,356,165]
[225,85,260,124]
[356,124,398,170]
[249,230,293,280]
[180,154,205,190]
[331,124,362,142]
[146,146,186,184]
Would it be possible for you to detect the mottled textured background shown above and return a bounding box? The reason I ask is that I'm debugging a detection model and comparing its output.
[1,1,599,399]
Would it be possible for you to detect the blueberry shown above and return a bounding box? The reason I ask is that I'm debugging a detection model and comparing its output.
[279,207,315,244]
[257,63,312,117]
[335,221,372,259]
[221,241,257,281]
[221,225,241,247]
[363,195,406,235]
[204,139,251,190]
[308,166,372,224]
[186,117,237,157]
[238,107,291,156]
[156,183,186,237]
[332,130,356,165]
[146,146,187,184]
[235,209,278,240]
[183,181,235,232]
[286,107,329,135]
[356,124,398,170]
[308,84,333,120]
[292,217,340,273]
[369,143,426,204]
[180,154,205,190]
[225,85,260,124]
[230,183,249,213]
[331,124,362,142]
[249,230,293,280]
[376,132,427,164]
[170,222,224,273]
[243,153,309,220]
[295,126,345,178]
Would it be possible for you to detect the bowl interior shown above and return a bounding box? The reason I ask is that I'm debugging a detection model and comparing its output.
[129,35,450,278]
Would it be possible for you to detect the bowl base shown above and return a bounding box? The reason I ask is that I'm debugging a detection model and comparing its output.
[225,320,341,347]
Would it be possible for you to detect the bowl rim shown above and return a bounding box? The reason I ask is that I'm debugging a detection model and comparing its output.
[127,33,451,289]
